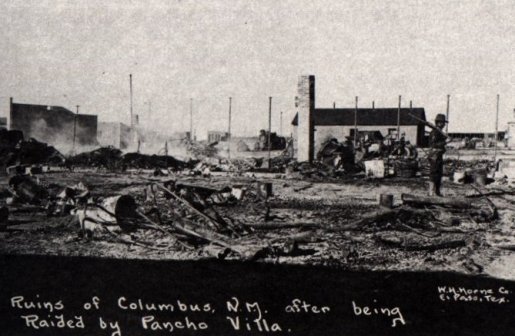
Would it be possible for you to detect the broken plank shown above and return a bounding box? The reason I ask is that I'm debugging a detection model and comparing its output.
[401,194,471,208]
[155,183,226,231]
[330,207,397,231]
[243,222,320,230]
[468,184,499,219]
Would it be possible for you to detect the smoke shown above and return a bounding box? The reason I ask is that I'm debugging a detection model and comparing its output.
[28,118,98,155]
[134,127,192,160]
[27,118,205,160]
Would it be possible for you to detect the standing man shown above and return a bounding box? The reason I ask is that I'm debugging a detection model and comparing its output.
[428,114,448,196]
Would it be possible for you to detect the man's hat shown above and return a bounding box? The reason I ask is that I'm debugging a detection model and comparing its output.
[435,114,448,123]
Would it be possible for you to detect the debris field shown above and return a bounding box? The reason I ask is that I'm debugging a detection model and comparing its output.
[1,166,514,279]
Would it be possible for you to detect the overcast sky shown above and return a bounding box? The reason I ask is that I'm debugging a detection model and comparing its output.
[1,0,513,138]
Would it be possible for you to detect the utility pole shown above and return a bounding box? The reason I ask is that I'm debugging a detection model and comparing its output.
[280,111,283,136]
[268,97,272,170]
[228,97,232,160]
[129,74,134,128]
[189,98,193,141]
[446,94,450,133]
[72,105,79,154]
[397,95,401,140]
[494,94,500,164]
[354,96,358,145]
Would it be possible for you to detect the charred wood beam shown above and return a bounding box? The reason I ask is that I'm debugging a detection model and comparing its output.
[468,184,498,219]
[401,194,471,208]
[155,183,226,231]
[243,222,320,230]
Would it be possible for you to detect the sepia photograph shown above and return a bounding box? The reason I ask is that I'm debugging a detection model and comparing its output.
[1,1,514,335]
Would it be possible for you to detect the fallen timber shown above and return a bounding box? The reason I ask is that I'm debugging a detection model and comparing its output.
[401,194,472,208]
[155,182,227,231]
[243,222,320,230]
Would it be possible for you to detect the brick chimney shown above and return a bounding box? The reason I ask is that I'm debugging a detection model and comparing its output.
[296,75,315,162]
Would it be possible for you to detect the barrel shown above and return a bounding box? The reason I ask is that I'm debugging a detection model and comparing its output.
[379,194,394,208]
[82,195,138,232]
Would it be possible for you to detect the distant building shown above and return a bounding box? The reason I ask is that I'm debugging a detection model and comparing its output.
[207,131,229,143]
[505,123,515,148]
[448,132,504,141]
[293,75,429,162]
[97,122,135,149]
[9,99,97,146]
[292,107,427,155]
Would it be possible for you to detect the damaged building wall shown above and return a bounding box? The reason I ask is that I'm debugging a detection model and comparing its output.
[98,122,135,150]
[9,102,98,149]
[314,125,419,154]
[207,131,230,143]
[292,106,427,155]
[292,76,427,161]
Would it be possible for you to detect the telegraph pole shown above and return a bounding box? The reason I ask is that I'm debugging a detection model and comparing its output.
[189,98,193,141]
[129,74,134,127]
[280,111,283,136]
[446,95,450,133]
[268,97,272,170]
[228,97,232,160]
[72,105,79,154]
[397,95,401,140]
[494,94,500,164]
[354,96,358,145]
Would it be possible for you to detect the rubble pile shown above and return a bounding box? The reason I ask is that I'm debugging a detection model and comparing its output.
[68,147,123,169]
[0,129,65,168]
[443,158,493,174]
[68,147,189,171]
[186,141,218,159]
[285,161,350,179]
[122,153,188,170]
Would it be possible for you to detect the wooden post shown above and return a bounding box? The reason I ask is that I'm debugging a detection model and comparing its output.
[494,94,500,163]
[189,98,193,141]
[397,95,401,140]
[228,97,232,160]
[268,97,272,170]
[72,105,79,154]
[9,97,13,130]
[446,94,450,133]
[354,96,358,145]
[129,74,133,128]
[280,111,283,136]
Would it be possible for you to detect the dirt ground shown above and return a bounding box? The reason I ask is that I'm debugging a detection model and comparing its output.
[1,168,515,280]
